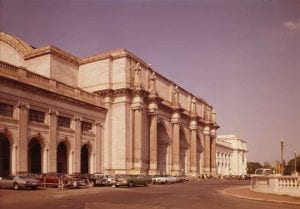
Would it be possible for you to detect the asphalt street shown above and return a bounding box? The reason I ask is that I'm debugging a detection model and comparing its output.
[0,180,299,209]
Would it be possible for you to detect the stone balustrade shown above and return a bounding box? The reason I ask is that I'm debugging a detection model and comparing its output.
[251,175,300,197]
[0,60,103,107]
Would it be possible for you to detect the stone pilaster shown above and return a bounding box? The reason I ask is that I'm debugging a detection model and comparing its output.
[132,105,143,172]
[48,109,59,173]
[95,121,102,173]
[74,115,82,173]
[203,126,211,175]
[171,111,180,175]
[17,101,29,173]
[148,92,161,175]
[189,118,197,176]
[148,112,158,175]
[210,128,217,176]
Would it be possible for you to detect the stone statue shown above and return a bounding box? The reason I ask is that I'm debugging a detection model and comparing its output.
[134,63,141,88]
[149,72,156,93]
[191,97,196,114]
[173,86,179,106]
[204,109,211,122]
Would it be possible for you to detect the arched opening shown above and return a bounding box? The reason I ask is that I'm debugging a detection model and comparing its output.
[0,133,10,177]
[157,123,170,175]
[179,129,188,175]
[81,144,89,174]
[57,142,68,174]
[28,138,42,173]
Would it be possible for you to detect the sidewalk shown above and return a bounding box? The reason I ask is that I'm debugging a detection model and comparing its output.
[223,186,300,205]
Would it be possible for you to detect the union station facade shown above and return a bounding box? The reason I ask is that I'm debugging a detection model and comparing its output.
[0,32,219,177]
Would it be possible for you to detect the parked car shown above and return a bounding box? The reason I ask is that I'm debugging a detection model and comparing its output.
[113,175,152,187]
[35,173,83,188]
[94,173,115,186]
[70,173,96,186]
[152,175,178,184]
[0,175,41,190]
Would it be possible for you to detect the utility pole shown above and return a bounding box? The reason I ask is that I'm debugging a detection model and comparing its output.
[280,139,284,175]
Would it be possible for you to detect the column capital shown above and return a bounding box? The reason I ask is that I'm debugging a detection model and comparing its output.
[203,126,210,135]
[49,109,59,116]
[94,120,103,127]
[17,101,29,110]
[210,128,217,137]
[131,104,143,111]
[171,118,181,125]
[189,119,198,131]
[74,115,83,122]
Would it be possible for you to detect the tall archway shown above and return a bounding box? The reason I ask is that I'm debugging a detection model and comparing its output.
[57,142,68,174]
[179,129,189,175]
[0,133,10,177]
[81,144,89,174]
[28,138,42,173]
[157,123,170,175]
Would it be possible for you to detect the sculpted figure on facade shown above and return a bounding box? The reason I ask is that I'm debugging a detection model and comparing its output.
[149,72,156,94]
[134,62,142,89]
[204,109,211,122]
[173,85,180,106]
[191,97,196,114]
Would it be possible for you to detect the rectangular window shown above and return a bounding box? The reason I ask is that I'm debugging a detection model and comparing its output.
[58,116,71,128]
[29,109,45,123]
[81,121,93,132]
[0,102,13,117]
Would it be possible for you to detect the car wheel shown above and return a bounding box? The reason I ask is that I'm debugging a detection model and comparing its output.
[14,183,20,190]
[31,186,37,190]
[90,181,95,187]
[128,182,134,188]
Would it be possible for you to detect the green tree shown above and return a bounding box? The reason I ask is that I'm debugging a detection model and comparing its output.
[247,162,263,174]
[284,155,300,175]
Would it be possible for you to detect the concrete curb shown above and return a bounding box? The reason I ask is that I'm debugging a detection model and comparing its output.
[222,186,300,205]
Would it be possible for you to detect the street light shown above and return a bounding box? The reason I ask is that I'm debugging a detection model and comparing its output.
[295,151,297,175]
[280,139,284,175]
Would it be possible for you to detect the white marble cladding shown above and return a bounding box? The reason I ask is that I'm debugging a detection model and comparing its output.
[216,135,248,176]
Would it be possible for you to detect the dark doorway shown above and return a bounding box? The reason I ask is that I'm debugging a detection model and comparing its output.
[0,133,10,177]
[28,138,42,173]
[81,145,89,174]
[57,142,68,173]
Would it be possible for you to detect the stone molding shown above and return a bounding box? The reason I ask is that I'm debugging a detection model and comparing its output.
[48,109,59,116]
[17,101,30,110]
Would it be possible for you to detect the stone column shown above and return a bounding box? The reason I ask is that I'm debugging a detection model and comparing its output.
[189,119,197,176]
[17,102,29,173]
[95,121,102,173]
[48,109,59,173]
[210,128,217,176]
[132,106,143,172]
[74,115,82,173]
[171,113,180,175]
[149,112,158,175]
[203,126,211,175]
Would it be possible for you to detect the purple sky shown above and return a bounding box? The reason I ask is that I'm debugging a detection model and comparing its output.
[1,0,299,164]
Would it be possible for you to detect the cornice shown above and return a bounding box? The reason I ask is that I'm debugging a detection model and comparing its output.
[25,45,79,65]
[0,32,33,56]
[0,76,106,113]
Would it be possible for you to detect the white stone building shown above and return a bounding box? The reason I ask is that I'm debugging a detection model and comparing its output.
[0,32,219,177]
[216,135,247,176]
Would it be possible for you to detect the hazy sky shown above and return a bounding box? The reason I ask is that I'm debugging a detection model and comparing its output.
[1,0,299,164]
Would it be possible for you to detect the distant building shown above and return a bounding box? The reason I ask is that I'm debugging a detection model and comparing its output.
[216,135,247,176]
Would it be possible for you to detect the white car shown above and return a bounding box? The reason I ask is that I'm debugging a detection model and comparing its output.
[152,175,177,184]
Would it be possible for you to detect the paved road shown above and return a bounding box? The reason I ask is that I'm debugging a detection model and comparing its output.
[0,180,299,209]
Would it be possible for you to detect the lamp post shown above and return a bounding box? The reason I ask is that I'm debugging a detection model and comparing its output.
[280,139,284,175]
[295,151,297,175]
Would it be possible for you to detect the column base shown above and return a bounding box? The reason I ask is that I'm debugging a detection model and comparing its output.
[210,168,217,176]
[148,169,158,175]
